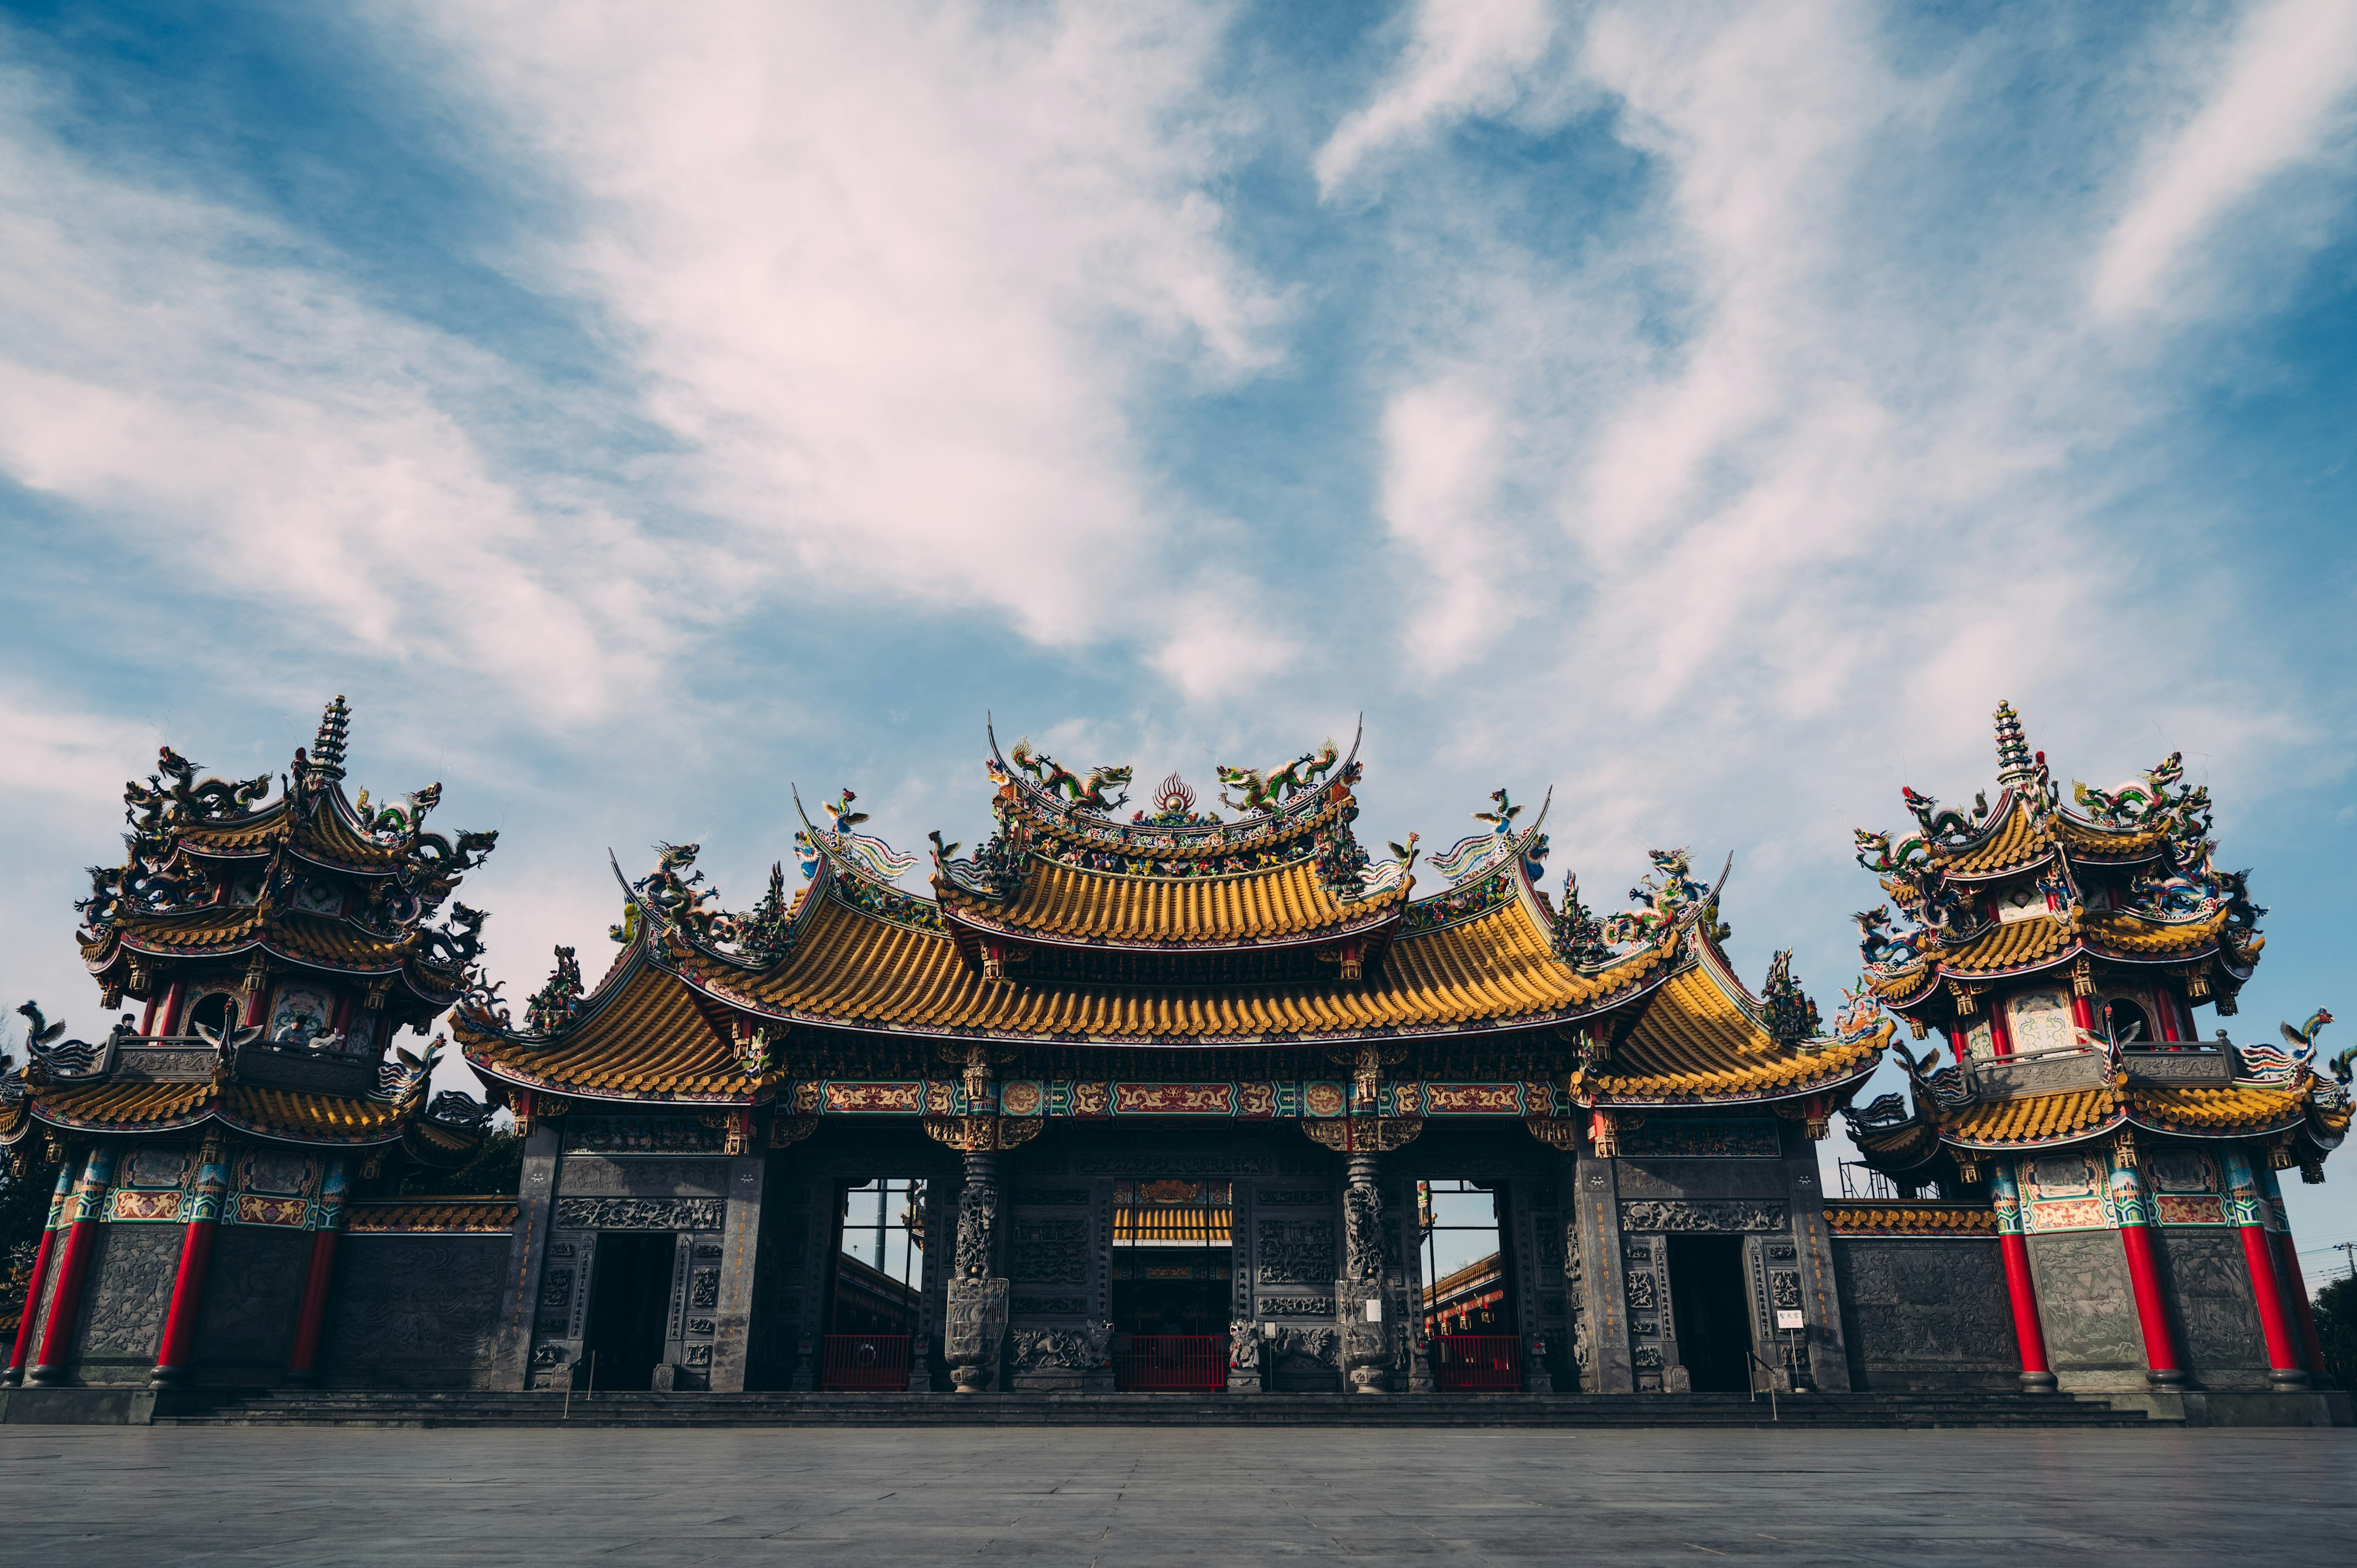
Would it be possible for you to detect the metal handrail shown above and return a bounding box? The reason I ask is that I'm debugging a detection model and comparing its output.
[1743,1348,1779,1422]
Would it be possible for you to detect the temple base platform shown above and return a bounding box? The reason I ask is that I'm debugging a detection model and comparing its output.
[2,1386,2347,1427]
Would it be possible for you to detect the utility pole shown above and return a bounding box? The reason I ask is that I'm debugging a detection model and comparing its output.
[2337,1240,2357,1282]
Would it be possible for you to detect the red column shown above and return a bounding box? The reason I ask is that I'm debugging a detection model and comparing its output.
[2235,1223,2305,1385]
[1991,1160,2054,1390]
[2109,1140,2184,1386]
[1987,995,2014,1059]
[2221,1146,2304,1384]
[4,1163,79,1385]
[2259,1164,2328,1378]
[2155,987,2180,1044]
[28,1146,117,1385]
[2070,992,2097,1041]
[285,1157,350,1383]
[149,1136,230,1386]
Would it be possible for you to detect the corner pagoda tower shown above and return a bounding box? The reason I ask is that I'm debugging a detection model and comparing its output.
[1844,702,2347,1395]
[2,699,498,1391]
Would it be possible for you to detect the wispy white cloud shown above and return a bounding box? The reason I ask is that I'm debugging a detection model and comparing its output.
[427,0,1285,684]
[1379,377,1519,674]
[2093,0,2357,320]
[1315,0,1560,195]
[0,64,682,727]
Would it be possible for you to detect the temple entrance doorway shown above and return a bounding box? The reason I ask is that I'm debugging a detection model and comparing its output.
[582,1232,673,1391]
[1110,1180,1231,1390]
[1666,1235,1754,1392]
[1420,1180,1520,1391]
[822,1177,924,1389]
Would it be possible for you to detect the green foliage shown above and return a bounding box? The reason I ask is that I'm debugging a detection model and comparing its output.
[2316,1274,2357,1392]
[397,1128,524,1197]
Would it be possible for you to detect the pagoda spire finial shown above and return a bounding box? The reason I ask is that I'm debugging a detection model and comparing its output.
[310,695,351,780]
[1992,699,2035,787]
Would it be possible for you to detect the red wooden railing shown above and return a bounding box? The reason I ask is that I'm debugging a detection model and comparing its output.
[819,1333,911,1390]
[1433,1334,1523,1391]
[1113,1334,1227,1391]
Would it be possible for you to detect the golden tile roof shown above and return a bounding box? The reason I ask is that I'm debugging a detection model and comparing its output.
[90,901,414,973]
[1935,800,2051,876]
[2127,1083,2306,1134]
[710,890,1654,1041]
[346,1198,519,1234]
[1822,1201,1997,1237]
[460,960,753,1100]
[26,1079,217,1130]
[7,1077,431,1147]
[2083,908,2227,958]
[463,895,1727,1098]
[1941,1087,2114,1145]
[947,855,1403,947]
[1938,916,2073,975]
[223,1086,408,1140]
[1935,1081,2309,1149]
[174,796,408,871]
[2052,816,2171,861]
[1593,964,1885,1102]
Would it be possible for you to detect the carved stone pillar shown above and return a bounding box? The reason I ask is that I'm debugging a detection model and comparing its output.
[1306,1103,1420,1395]
[490,1120,563,1390]
[926,1110,1039,1395]
[1781,1125,1853,1391]
[1571,1132,1635,1393]
[945,1149,1007,1393]
[1338,1153,1393,1393]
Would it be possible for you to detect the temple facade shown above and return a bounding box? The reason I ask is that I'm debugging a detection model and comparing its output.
[1,701,2346,1419]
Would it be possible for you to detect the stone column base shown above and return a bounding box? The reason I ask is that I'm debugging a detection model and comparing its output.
[945,1278,1009,1394]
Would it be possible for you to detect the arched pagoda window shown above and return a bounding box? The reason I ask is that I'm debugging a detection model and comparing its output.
[2104,998,2151,1046]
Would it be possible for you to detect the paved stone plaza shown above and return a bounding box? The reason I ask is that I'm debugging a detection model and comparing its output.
[3,1426,2350,1564]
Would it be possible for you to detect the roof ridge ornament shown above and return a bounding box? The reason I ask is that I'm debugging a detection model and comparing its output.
[1216,737,1340,816]
[1992,699,2035,787]
[1007,738,1132,814]
[309,695,351,781]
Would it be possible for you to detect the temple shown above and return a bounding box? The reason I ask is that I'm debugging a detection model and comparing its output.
[0,700,2345,1421]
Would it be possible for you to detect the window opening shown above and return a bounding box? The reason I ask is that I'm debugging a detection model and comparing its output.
[1418,1180,1506,1336]
[183,991,236,1039]
[2104,998,2151,1048]
[830,1178,925,1335]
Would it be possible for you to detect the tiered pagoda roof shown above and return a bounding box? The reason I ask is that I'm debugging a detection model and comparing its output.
[1844,702,2348,1186]
[2,698,496,1165]
[75,696,500,1024]
[1851,700,2261,1029]
[455,724,1888,1119]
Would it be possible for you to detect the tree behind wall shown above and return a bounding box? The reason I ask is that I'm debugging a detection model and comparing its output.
[2317,1276,2357,1392]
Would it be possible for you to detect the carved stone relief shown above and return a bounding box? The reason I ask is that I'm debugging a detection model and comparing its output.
[325,1237,506,1375]
[1832,1238,2017,1374]
[1009,1218,1089,1283]
[1011,1323,1113,1372]
[2026,1230,2143,1370]
[1256,1219,1336,1284]
[552,1197,725,1230]
[1620,1200,1788,1233]
[1015,1188,1090,1205]
[2156,1229,2267,1373]
[1258,1295,1338,1316]
[73,1223,181,1369]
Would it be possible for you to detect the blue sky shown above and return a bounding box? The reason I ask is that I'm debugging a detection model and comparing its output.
[4,1,2356,1284]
